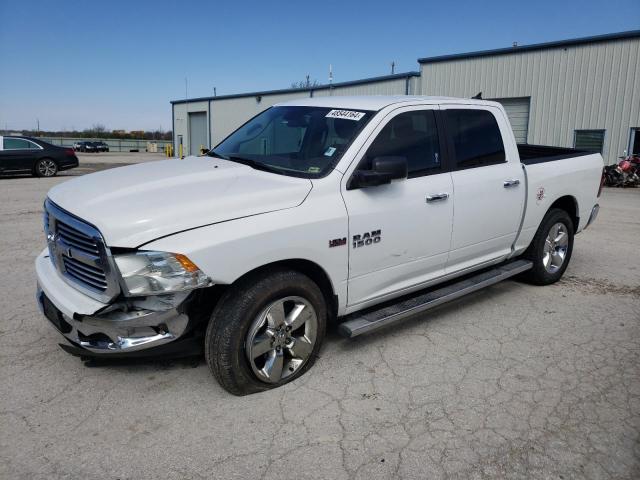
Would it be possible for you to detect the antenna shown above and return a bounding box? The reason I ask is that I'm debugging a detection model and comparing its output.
[391,61,395,75]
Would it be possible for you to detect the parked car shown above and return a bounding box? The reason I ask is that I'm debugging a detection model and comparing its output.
[94,141,109,152]
[35,96,603,394]
[84,142,99,153]
[0,136,79,177]
[73,141,94,152]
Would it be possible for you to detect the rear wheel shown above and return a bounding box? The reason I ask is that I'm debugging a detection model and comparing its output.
[521,208,574,285]
[35,158,58,177]
[205,269,326,395]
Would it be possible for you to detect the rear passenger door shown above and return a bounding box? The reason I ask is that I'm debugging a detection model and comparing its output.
[443,106,525,273]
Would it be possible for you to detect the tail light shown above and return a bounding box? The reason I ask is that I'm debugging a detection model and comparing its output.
[598,168,605,197]
[65,148,75,156]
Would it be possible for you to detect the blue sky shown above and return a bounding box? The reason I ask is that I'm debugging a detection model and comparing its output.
[0,0,638,132]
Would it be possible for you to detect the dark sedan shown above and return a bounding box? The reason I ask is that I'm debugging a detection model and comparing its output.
[95,141,109,152]
[0,136,79,177]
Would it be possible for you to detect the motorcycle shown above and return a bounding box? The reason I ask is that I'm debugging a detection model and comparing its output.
[603,155,640,187]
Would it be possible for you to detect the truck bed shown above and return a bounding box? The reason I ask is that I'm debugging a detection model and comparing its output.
[518,144,592,165]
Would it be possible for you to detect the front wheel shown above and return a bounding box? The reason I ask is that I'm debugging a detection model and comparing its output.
[35,158,58,177]
[205,269,326,395]
[521,208,574,285]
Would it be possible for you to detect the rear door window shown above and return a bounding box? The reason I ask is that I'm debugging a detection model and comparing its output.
[3,138,35,150]
[444,109,505,169]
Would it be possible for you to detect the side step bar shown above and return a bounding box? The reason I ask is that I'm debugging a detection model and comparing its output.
[338,259,533,338]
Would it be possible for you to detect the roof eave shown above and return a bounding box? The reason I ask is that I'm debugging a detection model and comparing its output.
[170,71,420,105]
[418,29,640,64]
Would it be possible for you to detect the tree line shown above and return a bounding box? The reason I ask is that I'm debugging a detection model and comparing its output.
[1,123,172,140]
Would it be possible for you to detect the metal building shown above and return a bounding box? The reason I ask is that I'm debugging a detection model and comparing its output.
[171,30,639,164]
[418,30,640,165]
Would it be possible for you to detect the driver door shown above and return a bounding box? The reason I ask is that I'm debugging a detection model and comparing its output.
[342,106,454,309]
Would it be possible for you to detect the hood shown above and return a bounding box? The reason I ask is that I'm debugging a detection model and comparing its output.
[48,157,312,247]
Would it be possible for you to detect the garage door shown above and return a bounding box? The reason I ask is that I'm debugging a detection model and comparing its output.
[492,97,530,144]
[188,111,208,155]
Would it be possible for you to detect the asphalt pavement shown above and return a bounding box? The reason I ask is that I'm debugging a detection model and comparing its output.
[0,165,638,479]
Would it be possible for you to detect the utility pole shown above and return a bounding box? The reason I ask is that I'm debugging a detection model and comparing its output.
[391,61,395,75]
[328,65,333,95]
[36,118,40,135]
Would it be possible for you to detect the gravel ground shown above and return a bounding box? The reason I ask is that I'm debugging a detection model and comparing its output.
[0,168,638,479]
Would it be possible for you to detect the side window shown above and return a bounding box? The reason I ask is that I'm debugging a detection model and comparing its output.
[444,109,505,168]
[362,110,441,178]
[3,138,33,150]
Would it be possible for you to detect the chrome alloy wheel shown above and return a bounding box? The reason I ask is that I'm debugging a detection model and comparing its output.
[543,222,569,273]
[245,296,318,384]
[38,159,57,177]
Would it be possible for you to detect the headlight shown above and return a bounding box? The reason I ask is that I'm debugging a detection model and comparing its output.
[114,251,211,296]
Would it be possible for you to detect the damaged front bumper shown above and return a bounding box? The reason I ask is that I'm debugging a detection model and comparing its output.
[35,249,201,357]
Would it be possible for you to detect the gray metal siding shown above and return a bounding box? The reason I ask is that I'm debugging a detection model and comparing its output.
[314,78,409,97]
[173,100,209,155]
[419,36,640,164]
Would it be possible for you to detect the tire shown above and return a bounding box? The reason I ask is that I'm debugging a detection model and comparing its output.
[35,158,58,177]
[520,208,574,285]
[205,268,327,395]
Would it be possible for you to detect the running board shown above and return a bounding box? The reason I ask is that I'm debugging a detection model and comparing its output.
[338,259,532,338]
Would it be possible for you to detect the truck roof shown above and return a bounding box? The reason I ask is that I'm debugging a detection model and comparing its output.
[275,95,501,111]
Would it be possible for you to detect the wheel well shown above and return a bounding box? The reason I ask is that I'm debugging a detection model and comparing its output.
[549,196,579,231]
[226,259,338,323]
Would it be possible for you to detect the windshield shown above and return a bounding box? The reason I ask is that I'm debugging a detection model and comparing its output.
[210,106,374,177]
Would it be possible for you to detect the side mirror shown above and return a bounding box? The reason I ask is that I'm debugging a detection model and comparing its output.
[347,156,408,189]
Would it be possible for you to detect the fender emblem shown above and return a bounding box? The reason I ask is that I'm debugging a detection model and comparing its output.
[353,230,382,248]
[329,237,347,248]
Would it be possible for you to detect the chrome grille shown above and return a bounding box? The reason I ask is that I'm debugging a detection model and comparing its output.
[44,199,120,302]
[62,257,108,291]
[56,221,101,256]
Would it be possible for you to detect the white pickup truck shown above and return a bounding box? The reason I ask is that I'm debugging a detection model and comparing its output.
[36,96,604,395]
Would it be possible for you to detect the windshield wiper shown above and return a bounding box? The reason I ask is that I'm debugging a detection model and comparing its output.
[207,150,229,160]
[217,154,286,175]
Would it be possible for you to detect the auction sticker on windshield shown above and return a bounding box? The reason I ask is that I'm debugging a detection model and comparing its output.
[325,110,366,121]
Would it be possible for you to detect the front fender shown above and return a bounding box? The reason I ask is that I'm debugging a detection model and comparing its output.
[143,186,350,314]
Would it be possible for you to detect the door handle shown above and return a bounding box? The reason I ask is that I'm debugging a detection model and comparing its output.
[426,193,449,203]
[503,179,520,188]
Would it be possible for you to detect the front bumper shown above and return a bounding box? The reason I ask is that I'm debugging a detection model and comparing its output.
[59,158,79,170]
[36,249,194,355]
